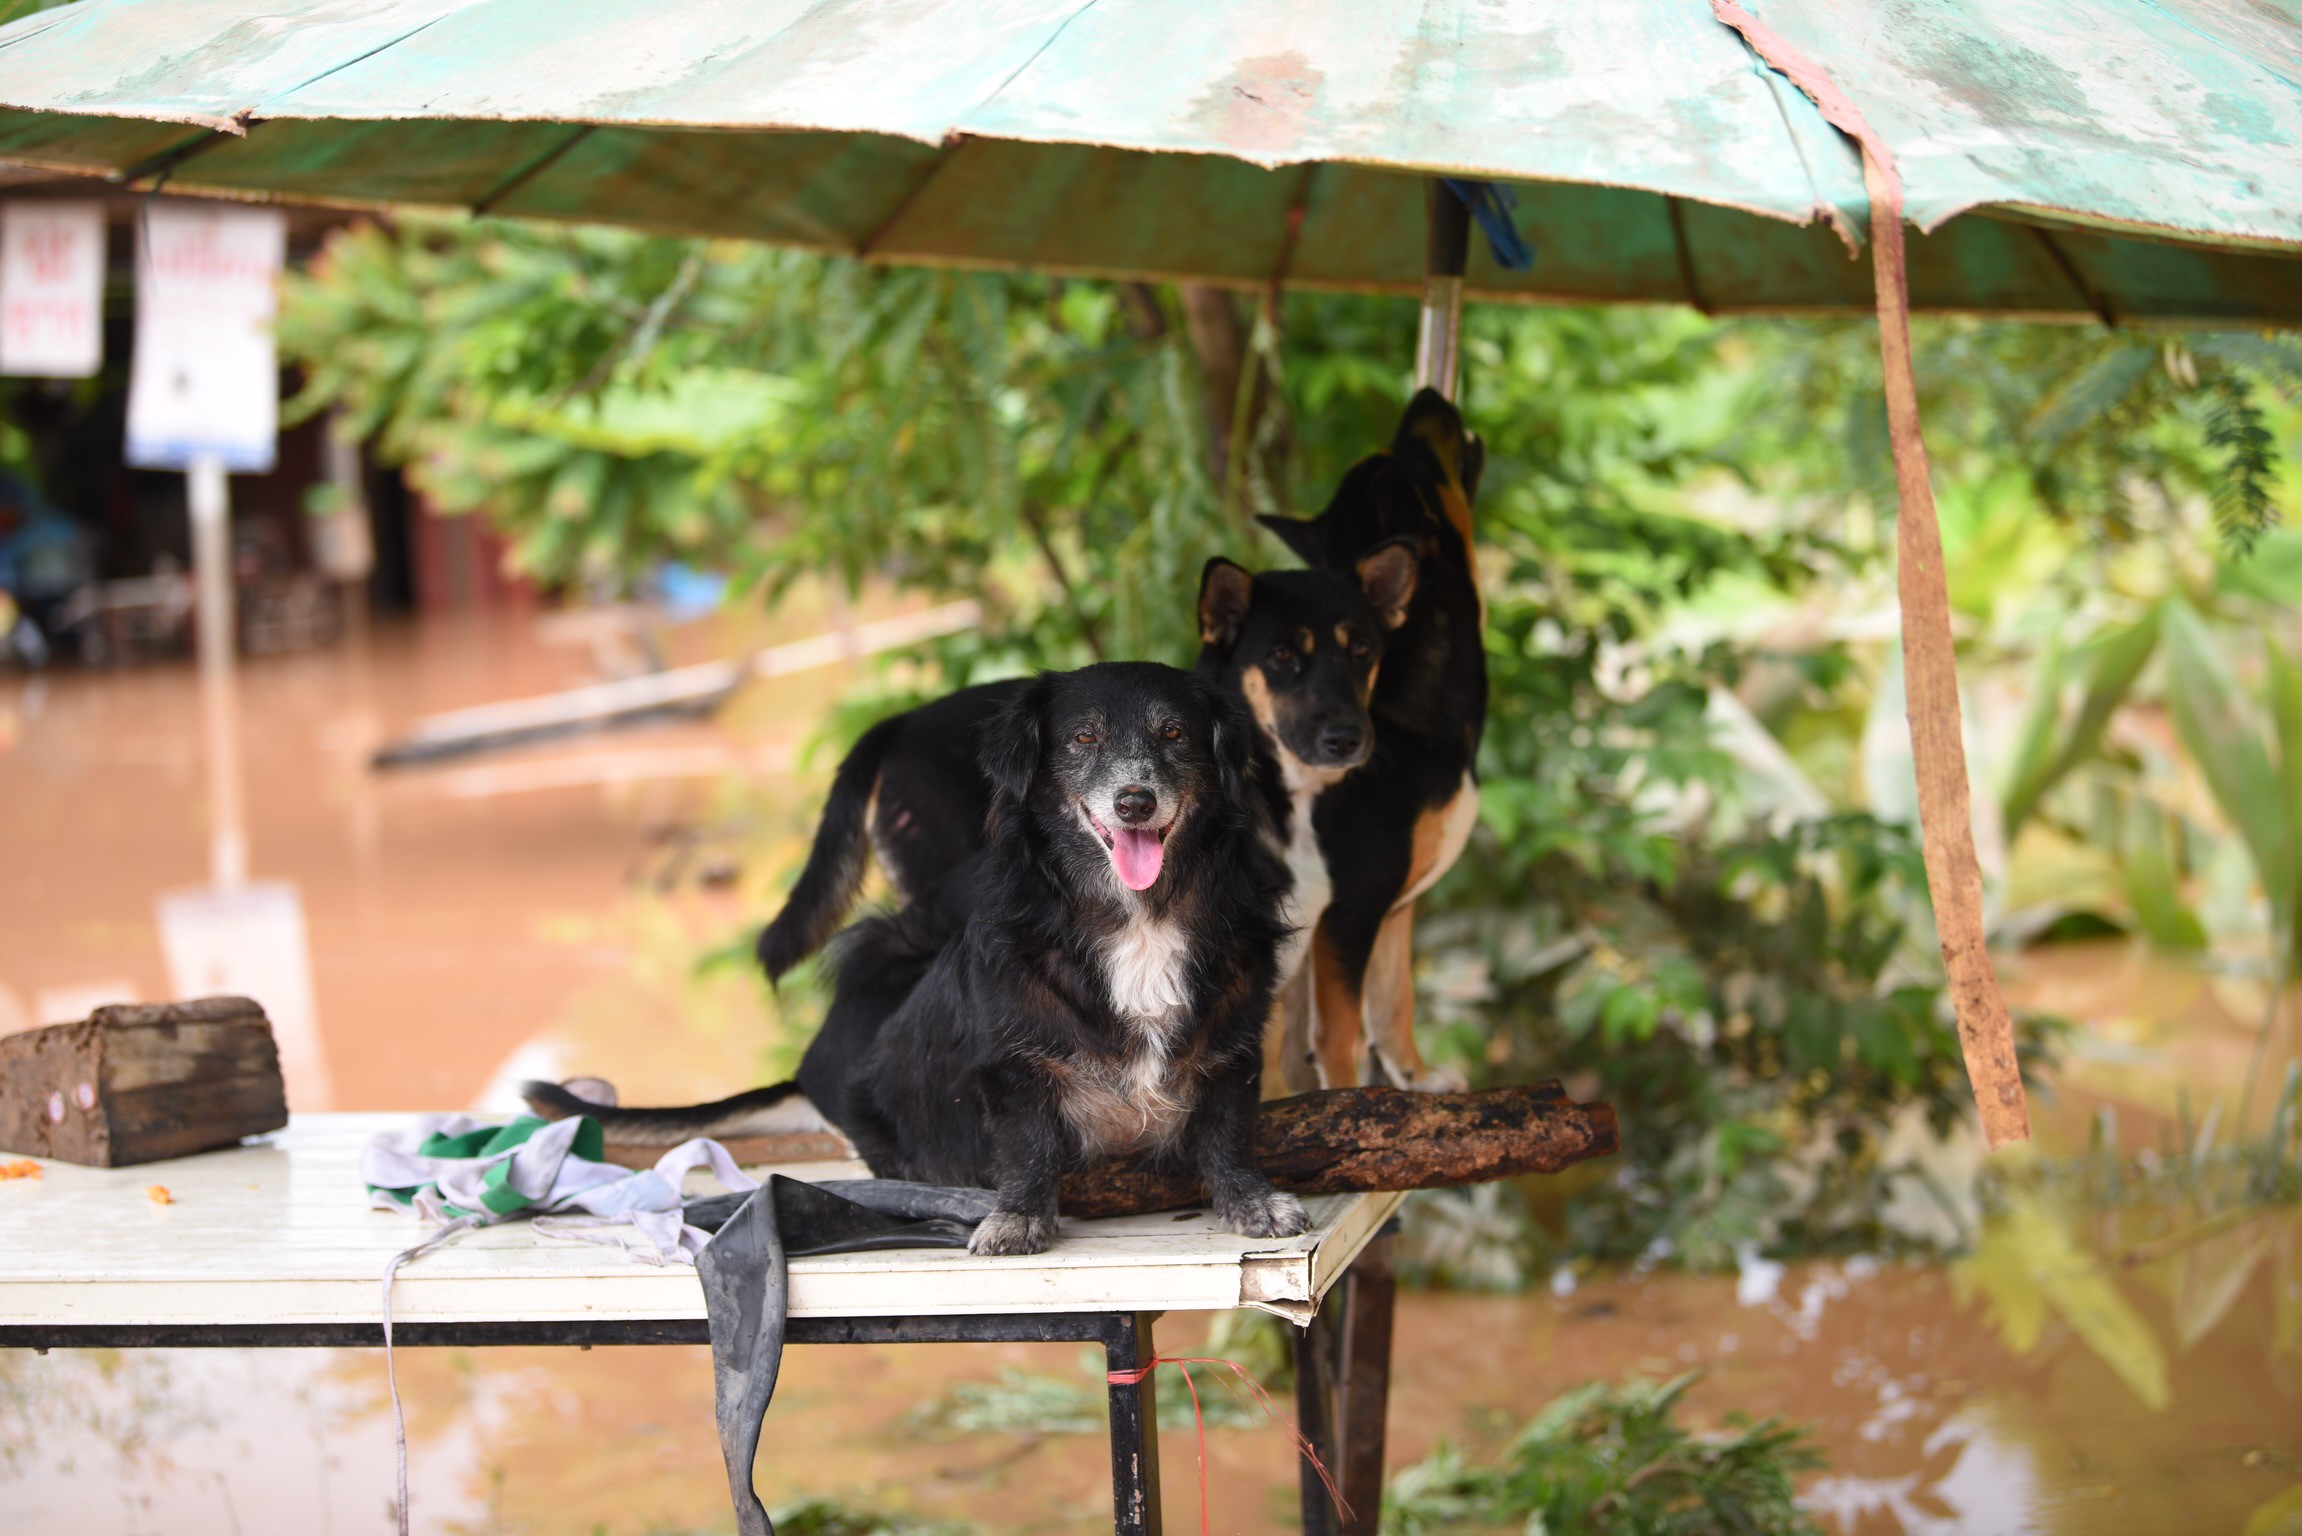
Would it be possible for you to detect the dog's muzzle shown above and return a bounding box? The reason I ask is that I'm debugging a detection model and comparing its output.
[1087,784,1171,891]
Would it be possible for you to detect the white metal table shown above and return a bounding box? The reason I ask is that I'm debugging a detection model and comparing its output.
[0,1114,1405,1535]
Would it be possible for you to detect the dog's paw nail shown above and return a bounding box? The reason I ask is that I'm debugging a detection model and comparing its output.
[1408,1068,1468,1093]
[1222,1190,1309,1239]
[968,1211,1057,1256]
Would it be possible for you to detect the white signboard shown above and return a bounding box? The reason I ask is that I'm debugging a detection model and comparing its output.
[126,203,286,473]
[0,201,104,378]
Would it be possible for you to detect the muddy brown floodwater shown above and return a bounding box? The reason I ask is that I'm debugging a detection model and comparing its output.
[2,609,2298,1535]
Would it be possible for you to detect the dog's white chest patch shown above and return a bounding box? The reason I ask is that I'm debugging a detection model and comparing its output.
[1272,752,1339,986]
[1062,917,1198,1156]
[1100,916,1193,1028]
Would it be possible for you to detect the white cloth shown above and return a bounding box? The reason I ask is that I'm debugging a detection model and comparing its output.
[362,1113,758,1265]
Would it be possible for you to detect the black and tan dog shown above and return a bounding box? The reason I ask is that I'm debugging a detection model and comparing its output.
[541,664,1301,1255]
[1257,387,1488,1093]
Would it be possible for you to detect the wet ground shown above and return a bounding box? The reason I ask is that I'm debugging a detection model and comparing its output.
[3,610,2298,1535]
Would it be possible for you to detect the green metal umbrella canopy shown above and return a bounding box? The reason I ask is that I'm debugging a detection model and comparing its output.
[0,0,2293,320]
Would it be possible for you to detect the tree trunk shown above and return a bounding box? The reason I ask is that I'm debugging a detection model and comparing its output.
[1181,284,1249,488]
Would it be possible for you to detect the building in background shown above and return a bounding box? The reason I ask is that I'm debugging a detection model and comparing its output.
[0,178,527,665]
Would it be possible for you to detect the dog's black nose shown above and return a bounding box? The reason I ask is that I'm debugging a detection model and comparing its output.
[1317,724,1363,762]
[1112,785,1158,825]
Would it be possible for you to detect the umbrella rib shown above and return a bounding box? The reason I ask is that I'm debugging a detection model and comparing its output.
[111,128,230,188]
[1664,196,1711,316]
[2028,226,2117,330]
[856,138,963,259]
[1735,29,1859,252]
[472,124,596,217]
[262,12,461,116]
[967,0,1106,118]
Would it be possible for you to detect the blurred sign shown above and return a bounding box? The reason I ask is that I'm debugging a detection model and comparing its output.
[0,201,103,377]
[126,203,285,472]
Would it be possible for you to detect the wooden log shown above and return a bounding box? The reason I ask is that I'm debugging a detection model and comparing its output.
[0,997,288,1167]
[589,1082,1617,1216]
[1059,1083,1617,1218]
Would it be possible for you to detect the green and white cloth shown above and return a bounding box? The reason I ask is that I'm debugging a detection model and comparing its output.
[363,1112,756,1264]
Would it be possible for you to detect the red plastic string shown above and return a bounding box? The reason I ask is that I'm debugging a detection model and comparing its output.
[1105,1353,1351,1536]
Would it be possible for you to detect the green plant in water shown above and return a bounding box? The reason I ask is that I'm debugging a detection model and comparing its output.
[1954,1069,2302,1410]
[1384,1373,1825,1536]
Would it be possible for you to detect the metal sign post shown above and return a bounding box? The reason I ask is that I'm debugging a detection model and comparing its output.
[186,452,246,889]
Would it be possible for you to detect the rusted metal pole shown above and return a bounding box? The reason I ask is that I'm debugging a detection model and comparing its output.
[1413,181,1470,400]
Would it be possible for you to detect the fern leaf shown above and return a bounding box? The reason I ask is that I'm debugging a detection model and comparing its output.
[2204,374,2282,560]
[2026,342,2153,448]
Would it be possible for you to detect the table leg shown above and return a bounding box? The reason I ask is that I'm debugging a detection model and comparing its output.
[1293,1297,1339,1536]
[1334,1235,1397,1536]
[1296,1233,1397,1536]
[1104,1310,1163,1536]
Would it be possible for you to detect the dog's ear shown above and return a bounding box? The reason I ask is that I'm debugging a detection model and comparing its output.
[1198,681,1255,808]
[982,678,1047,805]
[1355,538,1420,630]
[1198,558,1256,651]
[1257,513,1322,568]
[1394,387,1473,484]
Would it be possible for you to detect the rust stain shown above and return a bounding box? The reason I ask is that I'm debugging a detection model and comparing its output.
[1189,49,1322,158]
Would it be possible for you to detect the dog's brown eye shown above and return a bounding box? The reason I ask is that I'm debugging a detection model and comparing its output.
[1351,640,1371,659]
[1074,730,1098,746]
[1161,723,1183,742]
[1271,646,1295,667]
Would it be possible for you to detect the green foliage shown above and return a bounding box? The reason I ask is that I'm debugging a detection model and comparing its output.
[2162,601,2302,966]
[2205,372,2282,558]
[1384,1373,1825,1536]
[1730,320,2300,562]
[0,0,75,26]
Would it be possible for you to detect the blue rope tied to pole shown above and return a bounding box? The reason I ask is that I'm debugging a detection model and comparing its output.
[1440,178,1535,271]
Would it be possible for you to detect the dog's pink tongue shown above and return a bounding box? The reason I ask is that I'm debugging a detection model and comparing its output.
[1109,827,1165,891]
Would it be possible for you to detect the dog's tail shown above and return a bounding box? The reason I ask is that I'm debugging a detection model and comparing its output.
[756,713,906,983]
[519,1078,833,1144]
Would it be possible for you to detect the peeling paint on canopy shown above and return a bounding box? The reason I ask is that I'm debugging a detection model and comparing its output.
[0,0,2291,319]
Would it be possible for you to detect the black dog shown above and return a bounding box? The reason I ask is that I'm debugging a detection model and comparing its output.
[828,663,1299,1252]
[1257,388,1488,1092]
[531,664,1304,1255]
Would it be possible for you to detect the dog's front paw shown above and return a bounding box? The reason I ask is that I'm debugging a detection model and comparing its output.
[968,1210,1058,1256]
[1217,1186,1309,1240]
[1406,1065,1469,1093]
